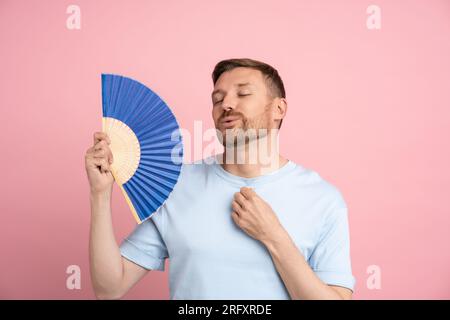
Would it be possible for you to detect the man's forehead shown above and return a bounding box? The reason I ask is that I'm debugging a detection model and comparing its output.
[217,67,263,83]
[212,68,263,95]
[212,82,254,95]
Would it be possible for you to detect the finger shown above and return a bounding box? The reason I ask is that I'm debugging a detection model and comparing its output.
[240,187,256,199]
[93,148,112,160]
[93,131,111,145]
[93,132,111,145]
[94,140,108,151]
[93,158,110,173]
[231,211,241,225]
[93,142,114,164]
[232,200,243,214]
[233,192,246,208]
[108,149,114,164]
[100,147,114,164]
[85,146,95,158]
[101,160,110,173]
[93,149,107,158]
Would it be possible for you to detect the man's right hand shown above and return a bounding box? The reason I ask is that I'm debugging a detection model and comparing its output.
[85,132,115,195]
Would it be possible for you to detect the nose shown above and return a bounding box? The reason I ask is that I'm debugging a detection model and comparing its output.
[222,104,232,112]
[221,96,236,112]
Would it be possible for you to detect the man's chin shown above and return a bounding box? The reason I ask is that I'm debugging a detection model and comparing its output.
[220,128,260,147]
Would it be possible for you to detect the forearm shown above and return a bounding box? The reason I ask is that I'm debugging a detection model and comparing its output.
[89,192,124,298]
[262,229,343,300]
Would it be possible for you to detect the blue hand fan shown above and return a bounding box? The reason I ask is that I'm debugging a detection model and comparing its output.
[101,74,183,224]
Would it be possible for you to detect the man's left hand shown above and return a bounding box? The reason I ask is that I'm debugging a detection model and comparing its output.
[231,187,285,244]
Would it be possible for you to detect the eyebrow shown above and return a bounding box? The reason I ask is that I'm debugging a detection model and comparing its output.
[211,82,253,97]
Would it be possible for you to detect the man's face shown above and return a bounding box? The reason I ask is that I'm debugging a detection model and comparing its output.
[211,67,280,145]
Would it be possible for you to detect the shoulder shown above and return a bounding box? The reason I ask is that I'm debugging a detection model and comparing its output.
[165,156,217,198]
[289,160,347,210]
[177,156,215,181]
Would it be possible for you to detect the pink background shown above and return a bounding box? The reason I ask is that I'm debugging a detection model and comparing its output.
[1,0,449,299]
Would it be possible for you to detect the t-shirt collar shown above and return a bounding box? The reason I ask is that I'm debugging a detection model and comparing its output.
[210,154,298,187]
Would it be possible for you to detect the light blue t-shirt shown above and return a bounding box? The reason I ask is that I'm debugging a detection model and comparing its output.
[120,156,355,299]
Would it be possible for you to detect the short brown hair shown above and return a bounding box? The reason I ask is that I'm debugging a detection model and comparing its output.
[212,58,286,128]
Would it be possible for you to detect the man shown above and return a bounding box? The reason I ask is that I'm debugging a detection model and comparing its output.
[85,58,355,300]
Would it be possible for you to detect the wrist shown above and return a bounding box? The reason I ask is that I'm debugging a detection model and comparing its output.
[90,191,111,203]
[90,191,112,219]
[261,225,290,251]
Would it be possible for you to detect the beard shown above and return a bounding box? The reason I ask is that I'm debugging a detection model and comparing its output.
[217,107,272,147]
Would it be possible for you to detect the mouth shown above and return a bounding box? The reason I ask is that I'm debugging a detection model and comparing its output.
[220,119,240,129]
[220,116,241,129]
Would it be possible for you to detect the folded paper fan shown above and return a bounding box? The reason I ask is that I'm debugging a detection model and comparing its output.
[101,74,183,224]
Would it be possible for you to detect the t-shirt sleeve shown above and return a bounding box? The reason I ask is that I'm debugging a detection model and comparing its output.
[119,213,169,271]
[308,193,356,291]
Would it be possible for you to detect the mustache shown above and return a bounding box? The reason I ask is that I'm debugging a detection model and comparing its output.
[219,111,245,122]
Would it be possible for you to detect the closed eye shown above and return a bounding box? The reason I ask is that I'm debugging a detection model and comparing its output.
[213,94,251,105]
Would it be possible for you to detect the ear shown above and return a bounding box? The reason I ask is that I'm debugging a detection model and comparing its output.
[273,97,287,121]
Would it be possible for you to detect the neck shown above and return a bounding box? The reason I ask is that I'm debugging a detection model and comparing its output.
[218,131,288,178]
